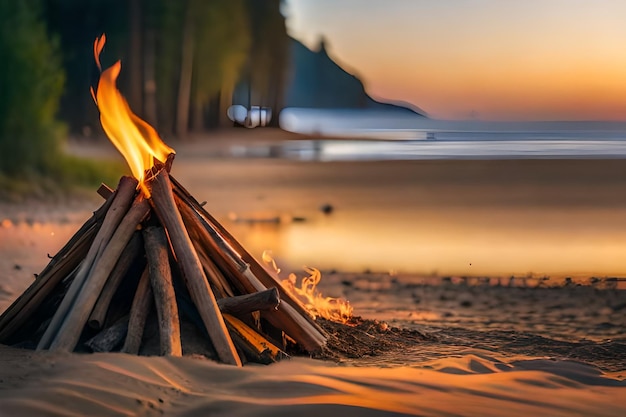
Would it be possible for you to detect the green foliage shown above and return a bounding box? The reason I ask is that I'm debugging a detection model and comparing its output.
[33,0,290,136]
[0,0,124,199]
[43,0,129,132]
[50,155,125,189]
[154,0,252,132]
[0,156,124,202]
[245,0,289,108]
[0,0,65,176]
[191,0,250,103]
[155,0,187,134]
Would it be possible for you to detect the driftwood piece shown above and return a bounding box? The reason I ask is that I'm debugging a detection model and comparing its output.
[47,196,150,352]
[143,226,182,356]
[224,314,285,364]
[85,316,128,352]
[170,209,234,299]
[194,244,235,298]
[217,288,280,317]
[170,177,326,331]
[175,201,252,295]
[0,190,117,342]
[171,177,313,309]
[173,192,248,273]
[88,231,143,329]
[148,169,241,366]
[37,176,138,350]
[97,183,114,199]
[0,220,97,342]
[175,196,326,352]
[121,268,152,354]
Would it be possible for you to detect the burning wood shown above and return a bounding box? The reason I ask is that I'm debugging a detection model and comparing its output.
[280,266,354,324]
[0,34,345,366]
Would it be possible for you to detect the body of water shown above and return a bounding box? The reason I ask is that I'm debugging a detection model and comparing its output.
[279,138,626,161]
[211,119,626,279]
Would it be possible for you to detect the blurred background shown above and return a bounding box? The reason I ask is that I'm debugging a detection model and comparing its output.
[2,0,626,280]
[4,0,626,143]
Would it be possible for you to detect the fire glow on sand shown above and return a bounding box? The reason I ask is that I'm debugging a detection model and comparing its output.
[0,34,366,366]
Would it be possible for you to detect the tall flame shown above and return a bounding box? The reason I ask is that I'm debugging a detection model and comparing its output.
[91,34,174,193]
[262,250,353,324]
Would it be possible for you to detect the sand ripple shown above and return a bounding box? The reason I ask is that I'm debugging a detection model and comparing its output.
[0,345,624,417]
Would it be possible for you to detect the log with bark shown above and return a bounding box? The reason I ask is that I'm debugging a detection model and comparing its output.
[0,163,328,365]
[148,168,241,366]
[0,31,335,364]
[143,225,181,357]
[121,267,153,354]
[0,188,115,342]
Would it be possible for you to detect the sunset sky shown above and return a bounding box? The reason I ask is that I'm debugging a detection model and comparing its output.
[285,0,626,121]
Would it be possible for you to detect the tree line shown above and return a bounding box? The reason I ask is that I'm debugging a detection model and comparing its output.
[0,0,289,186]
[47,0,289,137]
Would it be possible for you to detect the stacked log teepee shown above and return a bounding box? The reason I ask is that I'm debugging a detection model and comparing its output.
[0,164,328,365]
[0,33,329,365]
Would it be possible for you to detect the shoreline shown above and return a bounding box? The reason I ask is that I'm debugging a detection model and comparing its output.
[5,131,626,278]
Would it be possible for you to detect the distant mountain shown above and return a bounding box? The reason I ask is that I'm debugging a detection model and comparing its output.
[284,38,426,116]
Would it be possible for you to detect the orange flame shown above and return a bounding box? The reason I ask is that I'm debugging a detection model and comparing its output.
[91,34,174,194]
[262,250,353,324]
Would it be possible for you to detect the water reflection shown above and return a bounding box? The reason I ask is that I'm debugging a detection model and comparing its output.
[248,138,626,162]
[166,146,626,281]
[226,206,626,279]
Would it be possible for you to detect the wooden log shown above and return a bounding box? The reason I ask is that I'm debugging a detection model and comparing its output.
[85,316,128,352]
[47,196,150,352]
[175,197,326,352]
[175,200,252,295]
[0,189,115,342]
[0,221,97,342]
[170,177,326,335]
[170,209,233,299]
[217,288,280,317]
[230,264,329,351]
[88,231,143,330]
[37,176,139,350]
[148,169,241,366]
[143,226,182,356]
[97,183,114,199]
[173,191,249,273]
[121,268,152,354]
[177,197,326,350]
[224,314,285,364]
[195,244,235,298]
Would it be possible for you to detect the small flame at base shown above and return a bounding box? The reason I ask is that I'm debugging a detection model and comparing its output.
[262,250,353,324]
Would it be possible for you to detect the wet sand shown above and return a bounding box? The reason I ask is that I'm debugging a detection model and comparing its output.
[177,156,626,277]
[1,129,626,415]
[4,131,626,292]
[170,131,626,278]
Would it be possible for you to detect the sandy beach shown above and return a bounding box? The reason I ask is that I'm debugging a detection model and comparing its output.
[0,343,624,417]
[1,129,625,416]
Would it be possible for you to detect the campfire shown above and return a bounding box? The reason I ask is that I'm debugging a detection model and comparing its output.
[0,35,348,366]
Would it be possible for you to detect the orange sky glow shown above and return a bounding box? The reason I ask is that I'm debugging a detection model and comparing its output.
[285,0,626,121]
